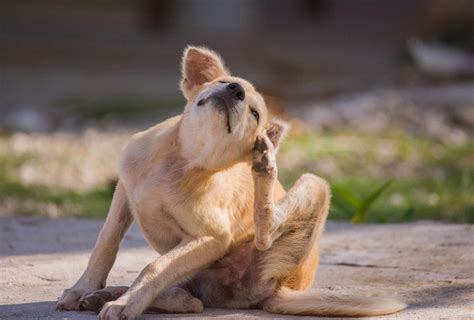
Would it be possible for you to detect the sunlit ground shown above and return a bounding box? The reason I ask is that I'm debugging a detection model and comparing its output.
[1,128,472,222]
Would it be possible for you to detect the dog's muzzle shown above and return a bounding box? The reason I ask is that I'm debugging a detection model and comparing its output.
[225,82,245,101]
[198,82,245,106]
[203,83,245,133]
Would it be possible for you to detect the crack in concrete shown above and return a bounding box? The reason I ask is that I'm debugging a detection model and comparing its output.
[321,261,466,278]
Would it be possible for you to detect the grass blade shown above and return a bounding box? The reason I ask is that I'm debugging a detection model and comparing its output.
[332,185,361,210]
[351,179,393,223]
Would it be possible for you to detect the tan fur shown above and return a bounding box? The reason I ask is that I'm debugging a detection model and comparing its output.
[56,46,406,319]
[263,287,408,317]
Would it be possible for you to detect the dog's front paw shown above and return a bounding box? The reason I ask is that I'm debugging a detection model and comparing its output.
[57,285,99,311]
[99,300,127,320]
[252,135,277,178]
[99,299,140,320]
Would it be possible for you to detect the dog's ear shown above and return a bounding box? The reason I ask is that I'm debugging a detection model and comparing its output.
[181,46,229,100]
[265,119,290,151]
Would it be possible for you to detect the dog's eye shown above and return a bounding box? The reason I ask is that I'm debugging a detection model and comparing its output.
[250,108,259,122]
[219,81,228,84]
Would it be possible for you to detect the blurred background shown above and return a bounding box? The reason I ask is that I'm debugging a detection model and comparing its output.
[0,0,473,222]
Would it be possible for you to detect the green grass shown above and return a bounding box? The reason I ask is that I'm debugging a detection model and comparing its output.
[0,155,114,218]
[333,179,394,224]
[327,176,474,223]
[279,131,474,223]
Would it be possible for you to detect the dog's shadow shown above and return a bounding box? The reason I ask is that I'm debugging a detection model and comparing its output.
[408,283,473,310]
[1,284,472,320]
[0,301,288,319]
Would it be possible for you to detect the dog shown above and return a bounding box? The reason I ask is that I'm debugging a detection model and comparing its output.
[56,46,406,319]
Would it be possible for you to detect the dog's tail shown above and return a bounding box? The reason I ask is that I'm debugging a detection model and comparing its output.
[262,287,406,317]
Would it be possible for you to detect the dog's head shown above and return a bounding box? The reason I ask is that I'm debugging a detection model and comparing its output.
[179,46,287,170]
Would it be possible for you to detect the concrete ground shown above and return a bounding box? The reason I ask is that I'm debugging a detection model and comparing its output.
[0,217,473,319]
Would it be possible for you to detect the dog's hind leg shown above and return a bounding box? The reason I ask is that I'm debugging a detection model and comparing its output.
[182,169,329,310]
[252,132,330,290]
[252,134,406,316]
[147,287,203,313]
[80,286,203,314]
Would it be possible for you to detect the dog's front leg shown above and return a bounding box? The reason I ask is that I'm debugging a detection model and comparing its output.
[57,181,133,310]
[99,234,230,320]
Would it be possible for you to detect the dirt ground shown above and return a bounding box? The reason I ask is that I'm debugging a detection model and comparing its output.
[0,217,473,319]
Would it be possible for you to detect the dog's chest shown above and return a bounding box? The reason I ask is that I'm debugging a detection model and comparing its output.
[127,176,254,254]
[121,149,257,252]
[122,181,184,253]
[133,206,183,254]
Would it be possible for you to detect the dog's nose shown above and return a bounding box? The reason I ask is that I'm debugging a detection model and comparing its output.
[226,83,245,101]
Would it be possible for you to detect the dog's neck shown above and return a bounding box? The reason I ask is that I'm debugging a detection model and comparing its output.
[177,116,248,172]
[164,150,248,203]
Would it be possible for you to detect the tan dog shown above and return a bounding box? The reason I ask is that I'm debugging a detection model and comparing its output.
[56,46,406,319]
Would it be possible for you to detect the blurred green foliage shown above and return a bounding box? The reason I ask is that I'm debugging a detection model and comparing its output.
[0,155,114,218]
[332,179,393,223]
[0,129,472,223]
[279,131,474,223]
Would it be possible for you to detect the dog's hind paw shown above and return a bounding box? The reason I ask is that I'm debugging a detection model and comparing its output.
[79,286,128,312]
[99,301,127,320]
[252,135,277,178]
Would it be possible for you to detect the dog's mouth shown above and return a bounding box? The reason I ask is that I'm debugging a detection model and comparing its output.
[200,95,241,134]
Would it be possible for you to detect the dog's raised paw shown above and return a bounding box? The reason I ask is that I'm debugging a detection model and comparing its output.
[252,136,277,177]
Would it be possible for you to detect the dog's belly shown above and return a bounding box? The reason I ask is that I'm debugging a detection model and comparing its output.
[185,240,277,309]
